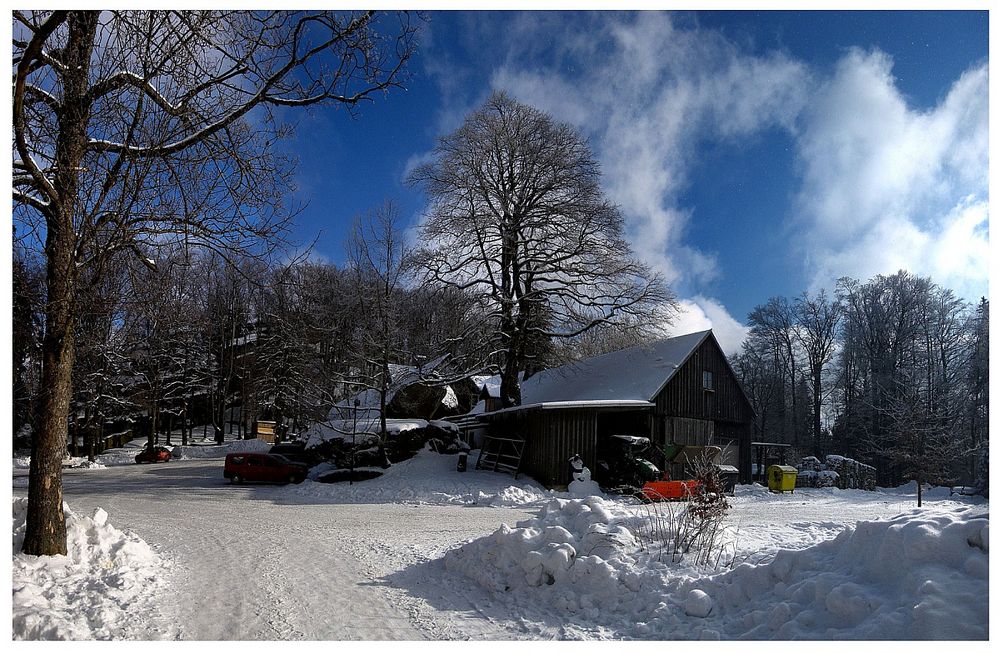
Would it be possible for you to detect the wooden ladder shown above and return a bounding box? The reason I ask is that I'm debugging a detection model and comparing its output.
[474,435,526,478]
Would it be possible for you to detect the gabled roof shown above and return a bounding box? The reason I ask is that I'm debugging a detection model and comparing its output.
[519,330,714,405]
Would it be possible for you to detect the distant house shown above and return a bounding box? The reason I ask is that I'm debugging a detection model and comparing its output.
[477,329,754,488]
[467,374,507,415]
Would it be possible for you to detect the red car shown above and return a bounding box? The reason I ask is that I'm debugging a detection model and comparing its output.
[135,446,172,464]
[224,453,309,485]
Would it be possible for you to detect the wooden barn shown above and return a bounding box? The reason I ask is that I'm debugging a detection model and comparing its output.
[476,329,754,488]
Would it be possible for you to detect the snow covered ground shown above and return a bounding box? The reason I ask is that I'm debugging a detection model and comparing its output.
[11,444,989,641]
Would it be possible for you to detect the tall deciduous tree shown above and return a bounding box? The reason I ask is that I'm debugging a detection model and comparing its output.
[747,296,802,445]
[966,298,988,493]
[410,91,675,407]
[793,290,841,455]
[346,201,411,445]
[12,10,417,555]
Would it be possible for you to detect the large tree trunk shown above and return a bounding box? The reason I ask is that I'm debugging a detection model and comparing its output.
[499,313,523,408]
[812,368,823,455]
[21,12,98,556]
[23,249,77,555]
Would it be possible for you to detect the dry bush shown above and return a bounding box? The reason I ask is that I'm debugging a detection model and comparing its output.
[626,454,734,569]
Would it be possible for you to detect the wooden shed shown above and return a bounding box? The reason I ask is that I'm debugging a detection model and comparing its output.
[478,330,754,488]
[252,420,277,444]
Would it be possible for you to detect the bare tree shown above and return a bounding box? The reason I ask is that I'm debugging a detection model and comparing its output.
[793,290,841,455]
[877,375,965,507]
[409,91,676,407]
[345,201,411,447]
[834,272,933,477]
[731,334,782,442]
[12,10,417,555]
[13,248,45,445]
[966,298,988,493]
[70,254,138,460]
[747,297,802,445]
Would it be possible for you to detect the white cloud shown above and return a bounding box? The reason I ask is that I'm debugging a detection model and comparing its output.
[671,296,749,355]
[489,13,811,289]
[418,14,988,329]
[793,49,989,299]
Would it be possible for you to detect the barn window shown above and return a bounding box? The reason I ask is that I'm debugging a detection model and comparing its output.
[703,370,714,391]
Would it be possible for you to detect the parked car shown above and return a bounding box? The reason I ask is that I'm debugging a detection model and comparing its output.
[135,445,172,464]
[224,453,309,485]
[268,441,313,465]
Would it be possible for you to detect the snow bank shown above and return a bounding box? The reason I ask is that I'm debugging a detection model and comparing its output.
[11,498,174,641]
[290,446,554,507]
[444,496,989,639]
[689,506,989,639]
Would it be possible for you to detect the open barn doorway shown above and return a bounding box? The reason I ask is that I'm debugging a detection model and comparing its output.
[593,409,656,490]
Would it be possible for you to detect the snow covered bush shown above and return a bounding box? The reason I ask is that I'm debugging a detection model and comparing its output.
[302,417,466,469]
[796,454,871,490]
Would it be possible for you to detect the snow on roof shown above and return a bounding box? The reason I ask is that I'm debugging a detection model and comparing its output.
[519,330,712,405]
[482,400,654,416]
[476,375,501,398]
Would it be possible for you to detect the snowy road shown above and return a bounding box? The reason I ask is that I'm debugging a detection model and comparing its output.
[12,459,537,640]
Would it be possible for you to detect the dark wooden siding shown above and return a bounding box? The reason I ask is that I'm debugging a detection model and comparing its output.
[654,337,753,424]
[653,335,754,483]
[486,333,756,487]
[487,408,598,488]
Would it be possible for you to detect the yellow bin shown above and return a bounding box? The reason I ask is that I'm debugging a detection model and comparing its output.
[767,465,798,493]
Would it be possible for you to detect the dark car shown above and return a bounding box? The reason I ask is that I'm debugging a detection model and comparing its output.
[135,445,172,464]
[268,441,312,465]
[224,452,309,485]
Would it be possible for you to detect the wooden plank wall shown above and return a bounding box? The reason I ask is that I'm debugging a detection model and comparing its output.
[489,408,597,487]
[667,416,714,445]
[654,337,754,482]
[654,338,753,424]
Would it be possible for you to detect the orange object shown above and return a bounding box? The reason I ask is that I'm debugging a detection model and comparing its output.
[641,478,702,501]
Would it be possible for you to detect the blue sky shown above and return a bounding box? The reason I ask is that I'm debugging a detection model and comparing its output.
[281,10,989,353]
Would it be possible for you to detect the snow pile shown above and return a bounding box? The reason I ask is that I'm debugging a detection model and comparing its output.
[290,446,554,507]
[11,498,174,641]
[444,496,989,639]
[444,496,642,596]
[688,506,989,639]
[87,449,137,466]
[880,481,968,499]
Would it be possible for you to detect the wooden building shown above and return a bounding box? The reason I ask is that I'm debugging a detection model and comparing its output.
[252,420,277,444]
[478,330,754,488]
